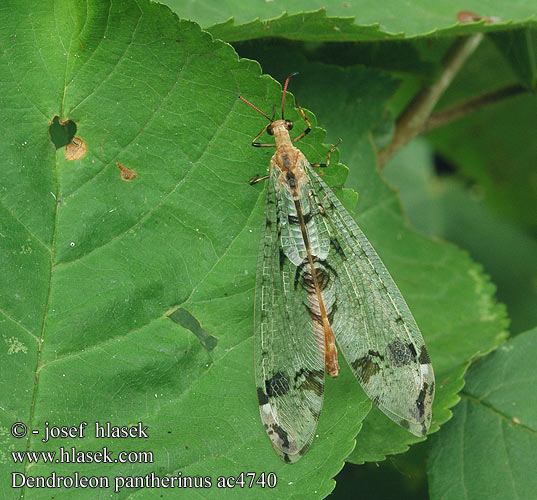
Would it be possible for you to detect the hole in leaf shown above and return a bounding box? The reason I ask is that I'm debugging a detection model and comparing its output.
[168,308,218,351]
[49,116,76,149]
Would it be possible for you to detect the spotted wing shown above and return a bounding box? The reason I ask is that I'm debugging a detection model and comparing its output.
[306,164,435,436]
[254,166,326,463]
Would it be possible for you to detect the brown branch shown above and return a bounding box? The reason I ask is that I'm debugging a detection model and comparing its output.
[377,33,483,168]
[423,83,530,132]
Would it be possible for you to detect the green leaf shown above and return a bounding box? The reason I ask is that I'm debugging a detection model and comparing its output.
[1,2,510,499]
[490,27,537,89]
[383,138,537,334]
[428,328,537,500]
[0,1,360,497]
[163,0,537,42]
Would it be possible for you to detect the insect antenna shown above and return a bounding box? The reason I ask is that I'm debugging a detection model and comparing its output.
[238,96,273,122]
[281,72,299,120]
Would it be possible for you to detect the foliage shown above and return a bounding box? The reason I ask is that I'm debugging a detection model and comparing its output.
[1,1,534,499]
[428,328,537,500]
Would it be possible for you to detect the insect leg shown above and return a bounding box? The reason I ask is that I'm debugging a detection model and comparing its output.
[292,100,312,143]
[291,100,342,168]
[247,114,273,183]
[250,123,277,147]
[248,174,270,185]
[311,138,343,168]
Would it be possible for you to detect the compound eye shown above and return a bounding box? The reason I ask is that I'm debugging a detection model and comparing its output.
[286,120,294,131]
[266,124,274,135]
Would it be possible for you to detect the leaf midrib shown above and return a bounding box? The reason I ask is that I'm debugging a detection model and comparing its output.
[461,391,537,437]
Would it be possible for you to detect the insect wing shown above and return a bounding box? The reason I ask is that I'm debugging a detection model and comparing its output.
[305,163,435,436]
[254,166,326,463]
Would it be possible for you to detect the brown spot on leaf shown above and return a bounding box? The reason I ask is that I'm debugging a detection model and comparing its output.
[116,162,137,181]
[65,137,86,160]
[457,10,496,24]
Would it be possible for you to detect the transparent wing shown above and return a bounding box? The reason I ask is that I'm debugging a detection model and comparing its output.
[254,166,326,463]
[306,164,435,436]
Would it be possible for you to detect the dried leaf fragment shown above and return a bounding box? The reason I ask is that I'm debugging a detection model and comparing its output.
[457,11,498,24]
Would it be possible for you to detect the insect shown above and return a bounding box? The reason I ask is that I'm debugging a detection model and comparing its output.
[239,74,435,463]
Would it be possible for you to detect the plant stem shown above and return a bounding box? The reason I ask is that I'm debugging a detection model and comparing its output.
[423,83,530,132]
[377,33,483,167]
